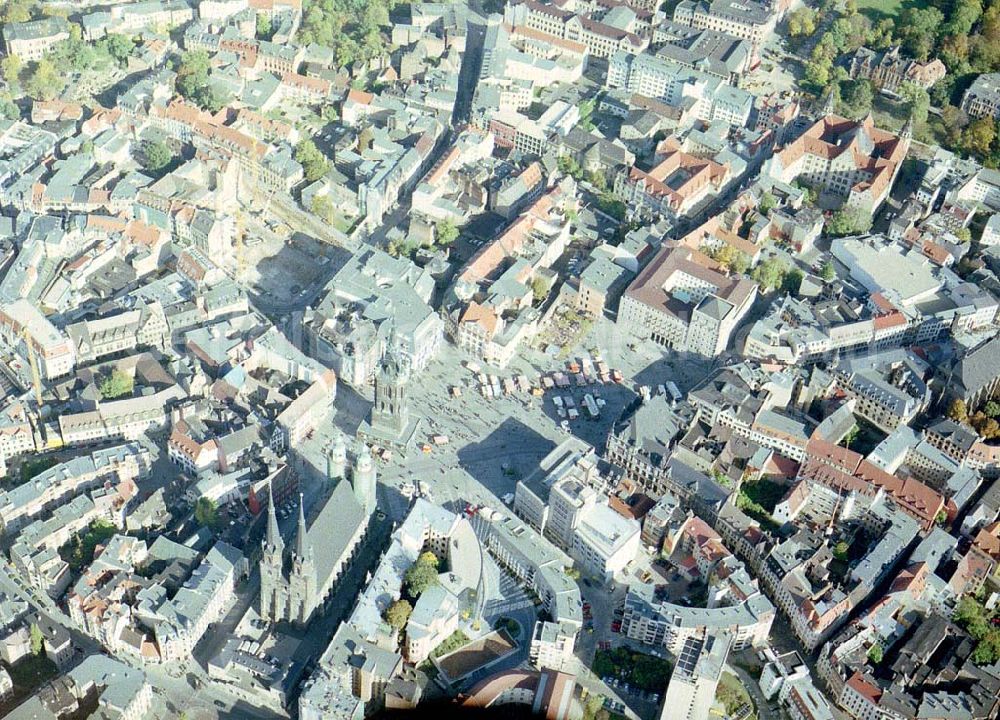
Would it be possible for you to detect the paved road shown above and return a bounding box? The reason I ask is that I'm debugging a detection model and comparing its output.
[0,559,279,720]
[452,17,486,126]
[728,663,775,720]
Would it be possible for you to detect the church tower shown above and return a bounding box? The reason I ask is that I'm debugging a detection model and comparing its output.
[327,431,347,482]
[352,440,377,515]
[259,485,286,621]
[822,87,837,117]
[899,112,914,158]
[370,336,410,439]
[288,494,317,624]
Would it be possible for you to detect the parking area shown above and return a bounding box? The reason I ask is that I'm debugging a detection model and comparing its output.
[237,215,346,309]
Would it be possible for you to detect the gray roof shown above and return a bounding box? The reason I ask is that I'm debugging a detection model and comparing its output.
[655,21,750,78]
[3,16,70,42]
[951,333,1000,397]
[304,479,367,591]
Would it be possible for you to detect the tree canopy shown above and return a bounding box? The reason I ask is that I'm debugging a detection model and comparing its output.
[142,139,173,175]
[98,369,134,400]
[24,58,65,101]
[787,6,818,36]
[1,55,22,87]
[954,595,1000,665]
[947,398,969,424]
[1,0,35,24]
[195,497,221,530]
[30,623,44,655]
[436,219,458,246]
[826,207,873,237]
[838,79,873,119]
[751,256,789,291]
[297,0,390,68]
[311,194,336,224]
[703,243,750,275]
[384,599,412,631]
[175,50,225,112]
[295,138,330,182]
[257,13,273,40]
[404,552,440,598]
[867,643,883,664]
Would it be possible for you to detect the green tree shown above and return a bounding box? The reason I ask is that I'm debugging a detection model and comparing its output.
[804,56,832,92]
[945,0,983,36]
[939,34,970,71]
[820,261,836,281]
[557,154,583,180]
[782,268,804,294]
[142,139,172,174]
[29,623,44,656]
[827,14,871,54]
[175,49,224,111]
[961,117,997,159]
[866,18,895,50]
[104,34,135,66]
[404,557,439,597]
[311,193,336,224]
[595,191,626,221]
[194,497,220,530]
[953,594,1000,664]
[0,97,18,120]
[436,219,458,246]
[787,6,817,37]
[384,599,412,631]
[295,138,330,182]
[583,694,605,720]
[941,105,969,147]
[256,13,273,39]
[98,368,133,399]
[947,398,969,423]
[833,540,850,560]
[298,0,387,65]
[751,256,788,291]
[24,57,65,100]
[530,276,550,303]
[898,82,930,128]
[759,190,777,215]
[1,54,21,86]
[1,0,35,24]
[704,243,750,274]
[842,424,861,448]
[867,643,883,664]
[176,49,210,94]
[587,170,608,192]
[984,401,1000,418]
[839,79,874,118]
[827,207,873,236]
[897,7,945,60]
[631,653,672,691]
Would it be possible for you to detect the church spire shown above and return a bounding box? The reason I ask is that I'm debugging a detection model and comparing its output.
[294,493,311,562]
[900,111,914,141]
[266,483,283,551]
[823,91,835,117]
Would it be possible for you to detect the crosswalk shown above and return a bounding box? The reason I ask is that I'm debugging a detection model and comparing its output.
[484,595,535,617]
[483,571,535,619]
